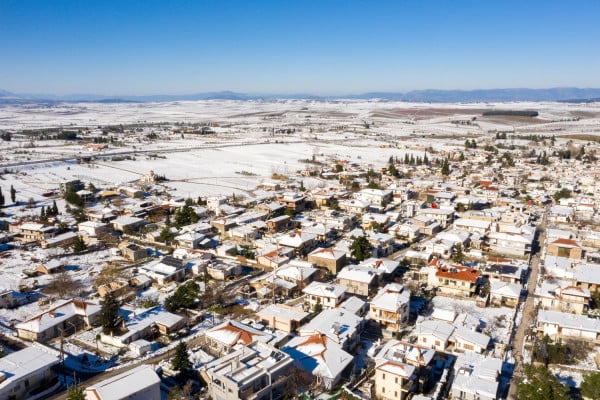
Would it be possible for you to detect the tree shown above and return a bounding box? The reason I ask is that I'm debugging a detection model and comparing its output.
[452,243,465,264]
[581,371,600,400]
[100,292,121,335]
[45,271,83,299]
[164,280,200,312]
[517,364,569,400]
[171,341,192,373]
[349,234,371,262]
[553,188,571,202]
[158,227,175,243]
[72,236,87,253]
[10,185,15,204]
[441,158,451,176]
[40,206,47,222]
[66,384,85,400]
[0,187,4,208]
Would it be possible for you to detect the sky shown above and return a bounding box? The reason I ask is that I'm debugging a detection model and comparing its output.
[1,0,600,95]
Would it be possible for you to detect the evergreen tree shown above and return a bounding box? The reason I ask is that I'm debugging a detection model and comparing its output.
[10,185,16,204]
[581,371,600,400]
[349,234,371,262]
[423,153,429,165]
[441,158,451,176]
[404,153,409,164]
[100,293,121,335]
[40,206,47,221]
[171,341,192,373]
[52,200,59,216]
[517,364,569,400]
[0,188,4,208]
[72,236,87,253]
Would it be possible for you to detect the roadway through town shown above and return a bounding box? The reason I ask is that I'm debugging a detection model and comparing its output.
[507,209,547,399]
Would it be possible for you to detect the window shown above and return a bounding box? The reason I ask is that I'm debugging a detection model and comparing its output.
[382,387,385,393]
[395,377,398,383]
[382,373,385,380]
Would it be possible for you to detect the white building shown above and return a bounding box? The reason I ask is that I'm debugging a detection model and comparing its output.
[85,365,161,400]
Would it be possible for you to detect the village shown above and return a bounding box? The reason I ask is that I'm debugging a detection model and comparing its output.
[0,100,599,400]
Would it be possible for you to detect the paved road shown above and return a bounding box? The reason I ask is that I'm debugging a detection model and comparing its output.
[507,209,547,399]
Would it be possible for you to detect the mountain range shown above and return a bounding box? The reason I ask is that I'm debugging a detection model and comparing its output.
[1,87,600,104]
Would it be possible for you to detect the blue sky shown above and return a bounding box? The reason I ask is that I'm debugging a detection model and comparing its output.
[1,0,599,95]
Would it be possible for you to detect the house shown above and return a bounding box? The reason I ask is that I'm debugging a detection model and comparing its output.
[97,279,132,301]
[374,340,435,393]
[100,306,184,348]
[427,259,480,298]
[203,320,274,356]
[450,354,501,400]
[481,259,525,284]
[0,346,60,400]
[417,208,454,228]
[118,242,148,261]
[453,218,491,235]
[78,221,110,237]
[374,359,416,400]
[338,199,370,214]
[487,231,534,257]
[41,231,79,249]
[202,341,293,400]
[451,326,490,354]
[297,308,363,352]
[535,281,590,314]
[279,192,306,213]
[307,247,347,275]
[573,264,600,292]
[414,320,455,351]
[302,281,346,310]
[282,333,353,390]
[537,309,600,343]
[256,247,293,270]
[256,304,309,333]
[140,256,186,285]
[273,260,318,292]
[369,283,411,332]
[355,188,393,206]
[111,215,145,233]
[266,215,291,234]
[85,365,161,400]
[8,222,55,242]
[336,265,379,297]
[547,238,583,260]
[206,260,242,280]
[489,281,522,308]
[278,230,318,258]
[36,259,66,275]
[16,299,101,341]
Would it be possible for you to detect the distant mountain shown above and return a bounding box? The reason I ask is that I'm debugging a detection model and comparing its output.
[1,87,600,103]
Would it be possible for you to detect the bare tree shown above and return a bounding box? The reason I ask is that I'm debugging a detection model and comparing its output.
[45,272,83,299]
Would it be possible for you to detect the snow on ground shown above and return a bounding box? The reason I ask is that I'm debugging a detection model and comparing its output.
[429,296,515,344]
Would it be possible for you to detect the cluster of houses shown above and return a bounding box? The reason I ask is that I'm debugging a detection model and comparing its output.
[2,141,600,400]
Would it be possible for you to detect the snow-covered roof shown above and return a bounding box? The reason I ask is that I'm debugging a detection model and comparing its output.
[298,308,362,345]
[337,265,379,283]
[0,347,59,392]
[415,319,455,341]
[16,299,101,334]
[538,309,600,333]
[256,304,309,322]
[283,333,353,380]
[205,320,273,347]
[85,365,160,400]
[370,283,410,312]
[302,281,346,299]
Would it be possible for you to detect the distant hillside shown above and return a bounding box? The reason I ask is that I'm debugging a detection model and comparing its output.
[2,87,600,104]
